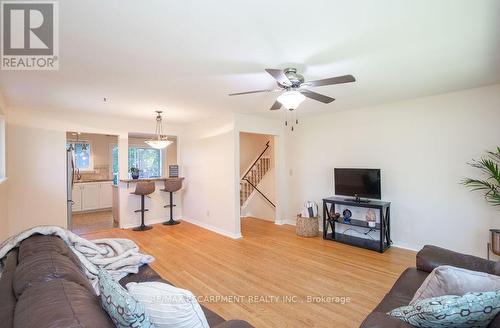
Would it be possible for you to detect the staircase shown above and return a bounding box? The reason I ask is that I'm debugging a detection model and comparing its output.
[240,156,271,206]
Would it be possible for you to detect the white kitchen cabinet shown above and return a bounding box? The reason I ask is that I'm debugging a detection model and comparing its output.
[81,183,100,211]
[72,186,82,212]
[99,182,113,208]
[72,181,113,212]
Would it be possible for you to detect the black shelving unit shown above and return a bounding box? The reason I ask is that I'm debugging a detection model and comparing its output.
[323,196,391,253]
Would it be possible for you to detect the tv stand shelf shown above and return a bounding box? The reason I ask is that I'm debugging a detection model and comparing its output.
[322,196,391,253]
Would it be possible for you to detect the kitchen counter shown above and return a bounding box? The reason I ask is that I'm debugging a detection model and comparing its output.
[120,177,183,188]
[120,177,170,183]
[75,179,113,183]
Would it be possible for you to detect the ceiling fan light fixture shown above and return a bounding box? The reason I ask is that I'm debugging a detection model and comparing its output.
[277,90,305,110]
[146,111,172,149]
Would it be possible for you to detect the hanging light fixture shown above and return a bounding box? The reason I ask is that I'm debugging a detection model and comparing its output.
[277,90,306,110]
[145,111,172,149]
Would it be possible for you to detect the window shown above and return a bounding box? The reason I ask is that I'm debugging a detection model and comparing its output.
[128,147,162,178]
[111,145,119,184]
[68,141,92,171]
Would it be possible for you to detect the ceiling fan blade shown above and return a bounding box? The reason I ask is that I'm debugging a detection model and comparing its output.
[229,89,279,96]
[270,100,282,110]
[265,69,292,87]
[302,74,355,87]
[300,89,335,104]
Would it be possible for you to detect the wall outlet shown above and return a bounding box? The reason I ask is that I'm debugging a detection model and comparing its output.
[206,210,210,217]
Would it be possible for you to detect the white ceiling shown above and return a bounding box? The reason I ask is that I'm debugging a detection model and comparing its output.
[1,0,499,123]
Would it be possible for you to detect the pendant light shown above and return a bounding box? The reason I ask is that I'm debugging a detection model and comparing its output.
[145,111,172,149]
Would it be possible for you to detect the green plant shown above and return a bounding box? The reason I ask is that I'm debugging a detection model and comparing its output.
[130,167,140,175]
[462,147,500,207]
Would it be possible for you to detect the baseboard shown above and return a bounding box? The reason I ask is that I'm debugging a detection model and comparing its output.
[391,242,420,252]
[286,217,419,252]
[182,217,242,239]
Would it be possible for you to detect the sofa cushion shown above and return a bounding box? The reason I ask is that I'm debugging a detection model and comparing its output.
[13,252,93,298]
[13,280,114,328]
[411,265,500,305]
[0,250,18,328]
[388,291,500,328]
[360,311,415,328]
[417,245,499,275]
[374,268,429,313]
[119,265,227,327]
[98,267,155,328]
[126,281,210,328]
[18,234,82,268]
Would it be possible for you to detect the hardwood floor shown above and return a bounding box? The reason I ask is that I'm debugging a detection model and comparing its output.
[72,210,117,235]
[82,217,415,328]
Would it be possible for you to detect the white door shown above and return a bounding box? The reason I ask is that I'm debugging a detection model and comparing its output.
[99,182,113,208]
[81,183,100,211]
[72,186,82,212]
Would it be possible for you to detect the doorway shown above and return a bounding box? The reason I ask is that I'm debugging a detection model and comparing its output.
[66,132,119,235]
[239,132,276,224]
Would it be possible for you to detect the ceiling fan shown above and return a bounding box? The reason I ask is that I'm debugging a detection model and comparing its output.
[228,68,356,111]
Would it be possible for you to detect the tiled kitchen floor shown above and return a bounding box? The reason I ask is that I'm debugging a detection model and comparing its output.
[71,210,117,235]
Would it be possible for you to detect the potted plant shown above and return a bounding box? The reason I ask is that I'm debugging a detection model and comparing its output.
[462,147,500,255]
[130,167,140,180]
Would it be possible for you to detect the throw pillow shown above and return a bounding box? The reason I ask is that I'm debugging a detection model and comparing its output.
[411,265,500,305]
[97,267,155,328]
[388,291,500,328]
[126,281,209,328]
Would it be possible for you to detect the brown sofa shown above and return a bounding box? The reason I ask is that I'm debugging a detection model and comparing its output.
[360,245,500,328]
[0,234,253,328]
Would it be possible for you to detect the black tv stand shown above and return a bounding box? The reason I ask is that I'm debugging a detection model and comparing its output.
[345,197,370,203]
[323,196,391,253]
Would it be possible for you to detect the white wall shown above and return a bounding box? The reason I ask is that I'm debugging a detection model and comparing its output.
[4,106,183,237]
[180,115,239,237]
[286,84,500,257]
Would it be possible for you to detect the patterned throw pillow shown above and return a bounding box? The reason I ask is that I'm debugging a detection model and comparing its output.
[388,291,500,328]
[97,267,156,328]
[126,281,209,328]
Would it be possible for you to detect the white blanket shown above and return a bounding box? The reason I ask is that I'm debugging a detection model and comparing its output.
[0,225,155,294]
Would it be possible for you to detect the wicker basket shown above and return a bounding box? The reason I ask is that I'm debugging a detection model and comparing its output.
[296,215,319,237]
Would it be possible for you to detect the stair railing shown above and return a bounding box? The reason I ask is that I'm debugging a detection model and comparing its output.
[241,141,276,208]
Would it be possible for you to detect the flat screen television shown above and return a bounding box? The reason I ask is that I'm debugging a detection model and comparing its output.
[334,168,381,200]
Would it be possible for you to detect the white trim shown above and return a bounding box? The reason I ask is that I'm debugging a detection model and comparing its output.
[0,177,7,185]
[182,217,243,239]
[285,217,418,252]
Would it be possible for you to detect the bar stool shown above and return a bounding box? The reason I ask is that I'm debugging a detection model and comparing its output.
[160,177,184,225]
[130,181,155,231]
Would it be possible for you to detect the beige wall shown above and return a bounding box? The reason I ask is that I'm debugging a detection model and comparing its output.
[286,84,500,257]
[0,92,8,241]
[7,124,67,233]
[0,180,7,241]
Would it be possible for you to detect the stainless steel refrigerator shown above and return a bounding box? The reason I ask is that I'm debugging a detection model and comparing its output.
[66,145,75,230]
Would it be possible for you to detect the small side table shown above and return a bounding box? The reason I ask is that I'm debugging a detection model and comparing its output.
[296,215,319,237]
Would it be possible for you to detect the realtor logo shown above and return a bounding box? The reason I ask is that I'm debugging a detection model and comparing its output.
[1,1,59,70]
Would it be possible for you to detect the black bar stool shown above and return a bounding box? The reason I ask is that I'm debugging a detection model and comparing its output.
[161,178,184,225]
[130,181,155,231]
